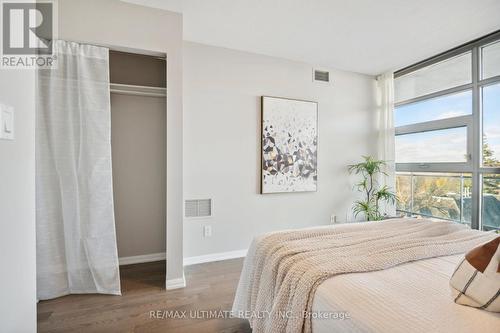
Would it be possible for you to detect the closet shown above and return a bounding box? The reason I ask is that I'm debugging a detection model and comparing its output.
[109,51,167,261]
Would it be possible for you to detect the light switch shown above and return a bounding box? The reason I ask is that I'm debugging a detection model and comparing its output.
[0,104,14,140]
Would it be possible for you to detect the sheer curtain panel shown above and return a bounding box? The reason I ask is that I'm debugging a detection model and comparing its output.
[376,71,396,217]
[36,40,121,300]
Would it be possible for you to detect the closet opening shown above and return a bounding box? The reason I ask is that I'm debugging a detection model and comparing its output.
[109,50,167,268]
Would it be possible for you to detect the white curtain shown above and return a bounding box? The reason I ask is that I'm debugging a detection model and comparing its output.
[376,71,396,216]
[36,40,121,300]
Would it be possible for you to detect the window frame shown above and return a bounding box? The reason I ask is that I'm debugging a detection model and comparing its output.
[394,30,500,230]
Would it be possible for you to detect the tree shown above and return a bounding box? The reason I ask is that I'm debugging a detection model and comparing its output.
[483,136,499,195]
[483,135,499,167]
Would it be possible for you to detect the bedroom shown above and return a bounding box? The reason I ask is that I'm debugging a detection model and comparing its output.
[0,0,499,332]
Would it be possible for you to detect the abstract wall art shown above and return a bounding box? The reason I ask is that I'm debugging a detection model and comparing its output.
[261,96,318,194]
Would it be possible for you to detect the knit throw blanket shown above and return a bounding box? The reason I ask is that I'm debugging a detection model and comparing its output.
[232,219,497,333]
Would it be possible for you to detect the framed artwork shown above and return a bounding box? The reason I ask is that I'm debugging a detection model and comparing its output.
[261,96,318,194]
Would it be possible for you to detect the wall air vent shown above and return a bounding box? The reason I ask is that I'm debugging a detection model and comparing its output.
[185,199,212,218]
[313,69,330,83]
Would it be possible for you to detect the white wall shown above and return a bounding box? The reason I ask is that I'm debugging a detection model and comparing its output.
[183,42,377,258]
[58,0,184,283]
[111,93,166,258]
[0,71,36,330]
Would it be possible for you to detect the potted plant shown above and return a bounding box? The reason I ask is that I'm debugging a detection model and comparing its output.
[348,156,397,221]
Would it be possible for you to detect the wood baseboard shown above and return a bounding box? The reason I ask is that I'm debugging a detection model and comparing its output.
[183,249,247,266]
[166,272,186,290]
[119,252,166,266]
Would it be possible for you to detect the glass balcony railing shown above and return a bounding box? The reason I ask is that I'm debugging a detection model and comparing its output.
[396,172,500,231]
[482,174,500,231]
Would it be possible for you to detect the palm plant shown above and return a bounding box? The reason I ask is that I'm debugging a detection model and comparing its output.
[348,156,397,221]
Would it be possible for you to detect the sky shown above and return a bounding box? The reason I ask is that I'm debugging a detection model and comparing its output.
[395,84,500,164]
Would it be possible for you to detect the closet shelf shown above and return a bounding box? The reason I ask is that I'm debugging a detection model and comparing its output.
[110,83,166,97]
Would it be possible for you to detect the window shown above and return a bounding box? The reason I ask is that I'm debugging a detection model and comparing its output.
[394,90,471,127]
[482,174,500,231]
[395,127,468,164]
[481,40,500,79]
[395,52,471,103]
[394,31,500,231]
[482,83,500,167]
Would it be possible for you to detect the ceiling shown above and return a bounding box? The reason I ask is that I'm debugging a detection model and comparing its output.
[122,0,500,75]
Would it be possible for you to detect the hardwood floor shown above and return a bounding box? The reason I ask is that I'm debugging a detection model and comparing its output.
[37,259,252,333]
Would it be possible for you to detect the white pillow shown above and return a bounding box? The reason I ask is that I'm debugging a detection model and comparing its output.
[449,236,500,312]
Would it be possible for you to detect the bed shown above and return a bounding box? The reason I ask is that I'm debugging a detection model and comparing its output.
[232,219,500,333]
[312,254,500,333]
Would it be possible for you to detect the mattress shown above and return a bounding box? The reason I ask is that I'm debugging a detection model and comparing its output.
[312,254,500,333]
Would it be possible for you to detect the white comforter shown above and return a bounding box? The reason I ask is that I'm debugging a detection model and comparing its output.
[232,219,499,333]
[312,254,500,333]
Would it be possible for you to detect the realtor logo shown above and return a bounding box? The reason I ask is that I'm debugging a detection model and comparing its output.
[1,1,56,68]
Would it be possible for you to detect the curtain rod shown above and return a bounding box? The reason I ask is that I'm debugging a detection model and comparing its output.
[60,39,167,59]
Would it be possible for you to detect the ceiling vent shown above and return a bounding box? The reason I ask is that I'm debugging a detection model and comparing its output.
[185,199,212,218]
[313,69,330,83]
